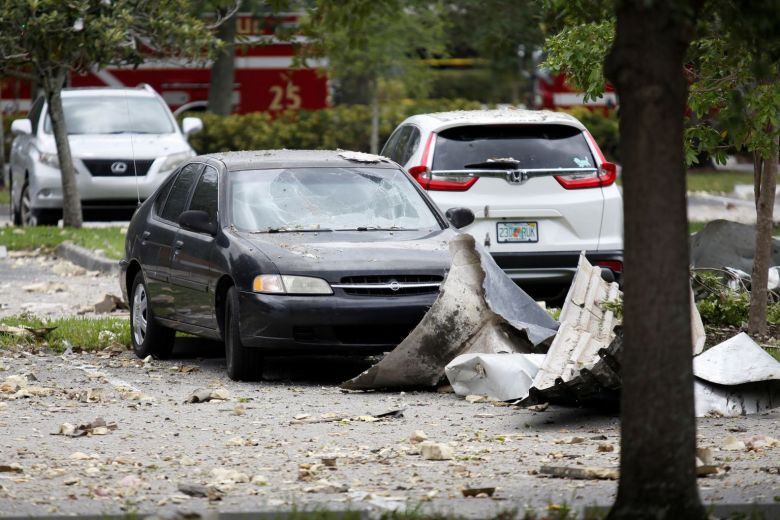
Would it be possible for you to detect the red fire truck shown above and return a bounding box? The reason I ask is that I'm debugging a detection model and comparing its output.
[0,13,329,116]
[533,68,616,112]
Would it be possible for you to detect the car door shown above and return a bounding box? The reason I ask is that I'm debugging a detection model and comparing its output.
[169,165,219,328]
[152,162,204,319]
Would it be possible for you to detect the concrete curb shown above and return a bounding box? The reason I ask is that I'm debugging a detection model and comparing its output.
[55,240,119,275]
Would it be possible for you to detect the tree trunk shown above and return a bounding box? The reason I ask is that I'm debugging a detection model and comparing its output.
[603,1,705,519]
[748,137,778,336]
[43,69,82,228]
[0,108,6,188]
[370,81,380,154]
[207,10,237,116]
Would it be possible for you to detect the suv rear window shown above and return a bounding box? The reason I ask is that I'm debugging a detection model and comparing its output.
[432,125,594,171]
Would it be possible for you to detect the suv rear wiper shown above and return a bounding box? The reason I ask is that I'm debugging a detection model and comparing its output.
[464,159,521,169]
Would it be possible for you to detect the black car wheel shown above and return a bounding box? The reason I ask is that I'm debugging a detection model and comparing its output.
[19,184,34,226]
[225,286,263,381]
[130,271,175,359]
[10,179,21,226]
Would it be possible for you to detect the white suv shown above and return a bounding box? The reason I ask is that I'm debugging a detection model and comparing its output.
[9,85,202,225]
[381,109,623,300]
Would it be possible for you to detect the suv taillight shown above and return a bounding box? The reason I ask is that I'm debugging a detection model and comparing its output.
[554,162,617,189]
[554,131,617,189]
[408,133,478,191]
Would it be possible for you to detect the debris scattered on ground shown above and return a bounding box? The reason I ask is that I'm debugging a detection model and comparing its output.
[93,294,128,314]
[538,465,619,480]
[178,483,223,501]
[54,417,117,437]
[0,324,56,339]
[290,408,404,425]
[185,388,230,403]
[445,353,546,401]
[721,435,746,451]
[420,441,454,461]
[693,333,780,417]
[342,234,557,390]
[461,486,496,498]
[410,430,428,444]
[52,262,87,277]
[22,281,67,294]
[0,464,23,474]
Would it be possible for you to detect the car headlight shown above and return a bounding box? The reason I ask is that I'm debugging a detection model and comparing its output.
[252,274,333,295]
[158,150,195,173]
[39,152,60,169]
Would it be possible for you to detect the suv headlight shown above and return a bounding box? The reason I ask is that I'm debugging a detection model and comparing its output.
[158,150,195,173]
[252,274,333,295]
[39,152,60,169]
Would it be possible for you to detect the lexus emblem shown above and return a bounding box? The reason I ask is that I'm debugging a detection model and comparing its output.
[110,161,128,174]
[389,280,401,292]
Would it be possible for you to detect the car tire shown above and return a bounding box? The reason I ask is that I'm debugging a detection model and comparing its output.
[10,179,22,226]
[19,183,34,226]
[130,271,175,359]
[224,286,263,381]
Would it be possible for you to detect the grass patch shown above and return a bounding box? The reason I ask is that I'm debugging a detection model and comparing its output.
[686,169,754,193]
[0,225,125,260]
[0,314,129,352]
[0,187,9,204]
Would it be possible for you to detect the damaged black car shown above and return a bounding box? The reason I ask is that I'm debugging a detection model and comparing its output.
[120,150,473,380]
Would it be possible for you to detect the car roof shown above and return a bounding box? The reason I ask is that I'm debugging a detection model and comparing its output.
[406,108,586,131]
[205,150,400,172]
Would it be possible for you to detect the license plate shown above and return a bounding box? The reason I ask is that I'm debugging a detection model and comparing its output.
[496,222,538,243]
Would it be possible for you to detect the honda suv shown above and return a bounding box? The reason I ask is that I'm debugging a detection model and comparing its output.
[381,109,623,300]
[8,85,202,225]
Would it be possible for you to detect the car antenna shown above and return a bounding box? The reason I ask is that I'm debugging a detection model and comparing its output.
[121,88,141,206]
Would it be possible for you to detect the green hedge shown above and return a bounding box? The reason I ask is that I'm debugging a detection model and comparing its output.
[188,98,481,155]
[188,100,621,164]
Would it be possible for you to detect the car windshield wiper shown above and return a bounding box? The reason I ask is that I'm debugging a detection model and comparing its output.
[252,227,333,233]
[346,226,418,231]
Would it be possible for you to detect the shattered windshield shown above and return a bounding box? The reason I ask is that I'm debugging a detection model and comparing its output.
[229,167,441,232]
[433,124,594,170]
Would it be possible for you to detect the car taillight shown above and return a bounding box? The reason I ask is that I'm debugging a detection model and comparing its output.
[555,130,617,189]
[408,132,478,191]
[595,260,623,273]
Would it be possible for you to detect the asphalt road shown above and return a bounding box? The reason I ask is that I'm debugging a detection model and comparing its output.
[0,255,778,518]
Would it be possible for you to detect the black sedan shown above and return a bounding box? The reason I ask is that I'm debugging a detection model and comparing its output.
[119,150,474,380]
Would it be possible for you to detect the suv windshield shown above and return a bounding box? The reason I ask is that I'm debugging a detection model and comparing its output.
[230,167,441,232]
[44,96,175,135]
[433,124,595,170]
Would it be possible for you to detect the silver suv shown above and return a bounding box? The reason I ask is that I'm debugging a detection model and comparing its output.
[9,85,202,225]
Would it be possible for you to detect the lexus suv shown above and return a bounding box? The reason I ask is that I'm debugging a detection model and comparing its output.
[381,109,623,300]
[8,85,202,225]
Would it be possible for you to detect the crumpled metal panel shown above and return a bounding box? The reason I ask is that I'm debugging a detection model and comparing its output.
[530,254,621,393]
[694,332,780,385]
[444,353,546,401]
[694,379,780,417]
[341,233,558,390]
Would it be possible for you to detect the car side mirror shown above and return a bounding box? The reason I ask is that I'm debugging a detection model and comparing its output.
[11,119,32,136]
[445,207,475,229]
[181,117,203,138]
[179,210,217,236]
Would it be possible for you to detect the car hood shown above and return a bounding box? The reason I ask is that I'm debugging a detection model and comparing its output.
[235,228,456,278]
[37,133,191,159]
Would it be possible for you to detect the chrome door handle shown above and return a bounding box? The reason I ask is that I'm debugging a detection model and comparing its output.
[173,240,184,250]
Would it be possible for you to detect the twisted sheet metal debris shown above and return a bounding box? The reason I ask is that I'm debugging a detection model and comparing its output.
[444,353,546,401]
[517,254,705,406]
[693,333,780,417]
[341,233,558,390]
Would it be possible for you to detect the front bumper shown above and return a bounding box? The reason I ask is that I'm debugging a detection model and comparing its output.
[238,290,437,354]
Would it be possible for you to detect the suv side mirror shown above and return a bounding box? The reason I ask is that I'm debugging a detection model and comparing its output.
[445,207,475,229]
[181,117,203,138]
[11,119,32,136]
[179,210,217,235]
